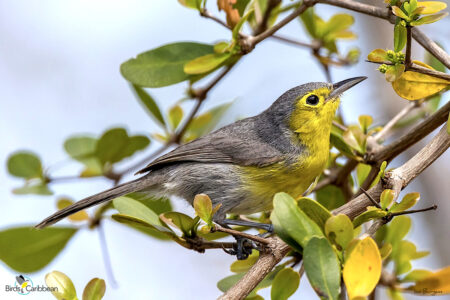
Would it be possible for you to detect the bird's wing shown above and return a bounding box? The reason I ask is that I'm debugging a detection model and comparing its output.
[136,134,284,174]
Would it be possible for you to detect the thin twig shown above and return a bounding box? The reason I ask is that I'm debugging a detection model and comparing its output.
[368,100,450,163]
[359,187,382,209]
[271,34,319,49]
[390,204,437,216]
[97,223,118,288]
[249,1,313,47]
[214,225,270,245]
[373,101,419,141]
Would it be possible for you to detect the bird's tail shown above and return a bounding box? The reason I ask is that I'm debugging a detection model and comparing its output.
[35,177,146,229]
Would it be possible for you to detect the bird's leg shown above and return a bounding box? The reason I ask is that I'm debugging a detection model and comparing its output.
[221,219,274,233]
[216,218,271,260]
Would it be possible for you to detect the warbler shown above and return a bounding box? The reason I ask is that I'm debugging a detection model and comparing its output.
[36,77,366,250]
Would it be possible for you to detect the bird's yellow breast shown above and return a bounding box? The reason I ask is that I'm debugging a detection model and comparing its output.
[235,134,330,214]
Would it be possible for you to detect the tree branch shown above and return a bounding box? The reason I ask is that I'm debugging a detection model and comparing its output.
[368,100,450,163]
[218,237,290,300]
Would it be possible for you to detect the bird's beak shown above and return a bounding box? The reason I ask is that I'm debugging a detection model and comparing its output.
[326,76,367,102]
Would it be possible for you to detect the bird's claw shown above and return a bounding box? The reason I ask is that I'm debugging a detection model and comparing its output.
[222,237,261,260]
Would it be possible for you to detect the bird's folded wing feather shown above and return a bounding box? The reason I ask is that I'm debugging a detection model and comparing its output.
[136,134,284,174]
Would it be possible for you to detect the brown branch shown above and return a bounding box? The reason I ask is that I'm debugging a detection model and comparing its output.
[405,26,412,68]
[412,27,450,69]
[218,237,290,300]
[335,124,449,219]
[368,100,450,163]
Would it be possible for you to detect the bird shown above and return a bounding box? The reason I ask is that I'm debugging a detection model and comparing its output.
[36,76,366,258]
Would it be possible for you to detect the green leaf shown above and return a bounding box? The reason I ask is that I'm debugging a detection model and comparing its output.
[271,268,300,300]
[380,189,396,210]
[131,84,165,128]
[390,192,420,213]
[64,136,101,176]
[297,197,332,231]
[96,128,127,164]
[300,7,318,38]
[168,105,184,130]
[394,23,407,52]
[113,196,170,233]
[64,136,97,161]
[371,161,387,188]
[401,269,433,282]
[322,14,354,38]
[271,193,324,251]
[0,227,77,273]
[385,64,405,82]
[356,163,371,186]
[343,125,366,154]
[392,240,429,274]
[7,151,43,179]
[386,215,411,244]
[303,237,340,300]
[367,49,389,63]
[358,115,373,133]
[193,194,214,226]
[325,214,354,250]
[232,8,254,41]
[410,12,448,25]
[392,6,409,19]
[45,271,77,300]
[96,128,149,164]
[330,127,355,158]
[127,193,172,215]
[120,42,214,87]
[353,207,388,228]
[316,185,346,211]
[82,278,106,300]
[13,183,53,195]
[160,212,198,237]
[184,52,231,75]
[178,0,202,10]
[230,251,259,273]
[185,102,233,139]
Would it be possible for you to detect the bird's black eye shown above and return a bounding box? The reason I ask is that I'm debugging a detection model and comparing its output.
[306,94,319,105]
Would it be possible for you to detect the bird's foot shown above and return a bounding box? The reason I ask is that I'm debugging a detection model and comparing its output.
[223,236,260,260]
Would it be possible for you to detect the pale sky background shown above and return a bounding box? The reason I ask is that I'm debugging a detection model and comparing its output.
[0,1,449,299]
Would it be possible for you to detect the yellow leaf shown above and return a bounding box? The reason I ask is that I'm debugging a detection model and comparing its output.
[57,198,89,222]
[417,1,447,14]
[343,236,382,299]
[409,266,450,295]
[367,49,388,63]
[392,61,449,100]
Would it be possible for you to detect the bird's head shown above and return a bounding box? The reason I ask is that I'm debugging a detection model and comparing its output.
[267,77,367,135]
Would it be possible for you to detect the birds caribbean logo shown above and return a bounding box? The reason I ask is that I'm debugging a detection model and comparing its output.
[36,76,367,259]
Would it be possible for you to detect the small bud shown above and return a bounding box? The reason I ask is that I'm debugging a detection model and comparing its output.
[378,64,388,73]
[386,50,395,61]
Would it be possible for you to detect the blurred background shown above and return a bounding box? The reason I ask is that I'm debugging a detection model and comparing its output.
[0,0,448,299]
